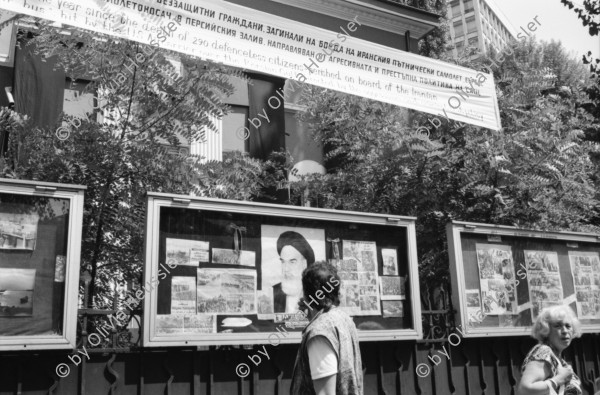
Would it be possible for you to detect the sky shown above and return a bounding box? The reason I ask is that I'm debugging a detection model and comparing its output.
[491,0,598,60]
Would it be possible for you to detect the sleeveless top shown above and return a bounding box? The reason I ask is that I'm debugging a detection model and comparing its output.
[520,344,582,395]
[290,307,363,395]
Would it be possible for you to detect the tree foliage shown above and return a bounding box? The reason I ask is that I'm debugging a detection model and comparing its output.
[560,0,600,36]
[418,0,453,59]
[559,0,600,142]
[295,38,600,295]
[0,20,285,310]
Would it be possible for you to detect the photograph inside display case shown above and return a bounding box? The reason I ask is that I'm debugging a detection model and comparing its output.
[0,211,39,250]
[144,194,421,346]
[0,179,84,350]
[0,197,68,333]
[448,222,600,337]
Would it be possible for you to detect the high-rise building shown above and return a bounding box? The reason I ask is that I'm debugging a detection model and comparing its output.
[447,0,518,57]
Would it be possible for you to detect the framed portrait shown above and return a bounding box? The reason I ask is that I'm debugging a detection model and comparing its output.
[143,193,422,347]
[260,225,326,315]
[0,178,85,350]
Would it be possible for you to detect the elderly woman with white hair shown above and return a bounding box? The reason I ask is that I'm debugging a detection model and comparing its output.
[518,304,582,395]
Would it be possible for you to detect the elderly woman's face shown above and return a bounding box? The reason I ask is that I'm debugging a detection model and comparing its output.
[547,319,573,352]
[280,245,307,296]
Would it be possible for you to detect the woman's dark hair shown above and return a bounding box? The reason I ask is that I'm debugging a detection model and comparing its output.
[276,231,315,265]
[301,262,340,311]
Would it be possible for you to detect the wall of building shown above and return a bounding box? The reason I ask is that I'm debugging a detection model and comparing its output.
[224,0,424,51]
[448,0,517,57]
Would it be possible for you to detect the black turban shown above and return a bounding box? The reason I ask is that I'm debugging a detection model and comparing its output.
[276,231,315,265]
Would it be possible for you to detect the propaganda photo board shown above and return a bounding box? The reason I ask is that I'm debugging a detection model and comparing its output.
[142,193,421,347]
[447,221,600,337]
[0,178,85,350]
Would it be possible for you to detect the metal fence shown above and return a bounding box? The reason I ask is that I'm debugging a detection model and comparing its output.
[1,280,598,394]
[1,335,599,394]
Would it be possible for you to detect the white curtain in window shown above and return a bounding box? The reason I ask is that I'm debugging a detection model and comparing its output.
[191,114,223,163]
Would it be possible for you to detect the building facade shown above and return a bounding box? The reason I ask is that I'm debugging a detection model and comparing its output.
[447,0,518,57]
[0,1,441,172]
[190,0,441,171]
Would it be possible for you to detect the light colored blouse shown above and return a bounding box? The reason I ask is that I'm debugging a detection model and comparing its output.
[308,335,338,380]
[290,307,363,395]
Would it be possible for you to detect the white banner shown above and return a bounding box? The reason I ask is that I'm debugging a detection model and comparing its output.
[0,0,501,130]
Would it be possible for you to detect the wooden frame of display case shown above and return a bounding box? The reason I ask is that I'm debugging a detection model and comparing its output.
[448,221,600,338]
[143,192,422,347]
[0,178,85,350]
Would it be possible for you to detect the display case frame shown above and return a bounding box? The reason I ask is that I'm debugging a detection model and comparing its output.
[448,220,600,338]
[0,178,85,350]
[143,192,422,347]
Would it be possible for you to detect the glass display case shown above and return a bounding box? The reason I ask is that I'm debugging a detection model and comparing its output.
[448,221,600,337]
[0,178,85,350]
[142,192,422,347]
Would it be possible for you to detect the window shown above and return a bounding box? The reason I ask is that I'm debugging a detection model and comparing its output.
[453,21,464,37]
[466,16,477,33]
[63,80,110,126]
[190,75,254,162]
[468,37,479,46]
[463,0,474,13]
[451,0,461,17]
[222,106,249,153]
[63,80,94,121]
[191,106,250,162]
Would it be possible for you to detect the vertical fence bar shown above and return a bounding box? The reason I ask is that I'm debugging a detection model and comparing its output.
[378,343,388,395]
[193,349,201,395]
[138,350,145,395]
